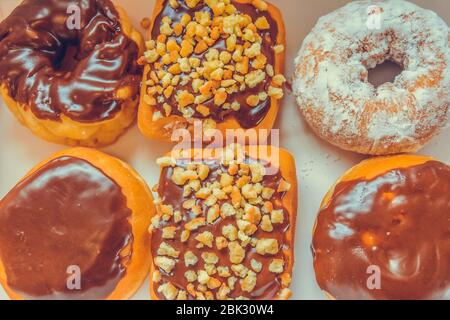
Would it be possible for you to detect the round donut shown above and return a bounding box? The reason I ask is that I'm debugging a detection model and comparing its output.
[0,148,155,300]
[137,0,286,142]
[150,145,298,300]
[312,154,450,300]
[0,0,144,147]
[293,0,449,155]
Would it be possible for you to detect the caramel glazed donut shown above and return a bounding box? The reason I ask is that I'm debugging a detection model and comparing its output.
[293,0,449,155]
[0,0,144,147]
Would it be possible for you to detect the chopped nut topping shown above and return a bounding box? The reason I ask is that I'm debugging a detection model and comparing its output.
[255,16,270,30]
[237,219,257,236]
[181,230,190,242]
[172,167,198,185]
[220,202,236,217]
[158,282,178,300]
[185,270,198,282]
[280,272,292,287]
[153,270,162,283]
[241,184,258,200]
[260,215,273,232]
[251,259,263,273]
[250,163,266,183]
[184,251,199,267]
[177,290,187,300]
[195,231,214,247]
[152,147,293,300]
[277,179,291,193]
[246,95,260,107]
[228,241,246,264]
[272,74,287,86]
[185,217,206,231]
[222,224,238,241]
[157,242,180,258]
[262,187,275,200]
[273,44,285,54]
[207,205,220,224]
[241,270,257,292]
[271,209,284,224]
[197,270,210,285]
[157,156,176,167]
[162,226,177,239]
[269,259,285,274]
[217,266,231,278]
[195,187,211,199]
[197,164,210,180]
[215,236,229,250]
[268,86,284,99]
[252,0,268,11]
[202,252,219,264]
[217,284,231,300]
[244,203,262,224]
[220,173,234,187]
[228,276,238,290]
[183,198,196,209]
[205,264,217,276]
[155,256,176,273]
[256,238,279,255]
[140,0,285,126]
[231,264,249,278]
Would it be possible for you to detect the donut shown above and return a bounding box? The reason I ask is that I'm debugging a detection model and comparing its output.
[138,0,286,141]
[293,0,449,155]
[0,0,144,147]
[0,148,155,300]
[312,155,450,300]
[149,145,297,300]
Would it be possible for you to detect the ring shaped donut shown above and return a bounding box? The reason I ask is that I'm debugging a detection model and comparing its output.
[293,0,449,155]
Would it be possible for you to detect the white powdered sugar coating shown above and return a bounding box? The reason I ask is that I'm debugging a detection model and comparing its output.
[293,0,449,155]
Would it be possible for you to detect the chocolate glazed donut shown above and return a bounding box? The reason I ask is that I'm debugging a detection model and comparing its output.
[137,0,287,142]
[0,0,144,147]
[0,148,154,300]
[0,157,132,299]
[312,156,450,300]
[150,146,297,300]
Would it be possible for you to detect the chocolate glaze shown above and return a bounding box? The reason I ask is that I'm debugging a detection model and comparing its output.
[150,0,278,128]
[0,0,141,122]
[152,158,290,299]
[0,157,132,300]
[312,161,450,300]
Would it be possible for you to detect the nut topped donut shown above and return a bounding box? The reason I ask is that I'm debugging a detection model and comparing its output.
[0,148,154,300]
[150,145,297,300]
[138,0,286,141]
[293,0,449,155]
[0,0,144,147]
[312,155,450,300]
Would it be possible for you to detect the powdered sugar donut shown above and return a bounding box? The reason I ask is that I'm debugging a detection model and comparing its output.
[293,0,449,155]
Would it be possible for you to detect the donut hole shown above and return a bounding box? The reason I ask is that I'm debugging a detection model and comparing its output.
[368,60,403,88]
[54,39,80,72]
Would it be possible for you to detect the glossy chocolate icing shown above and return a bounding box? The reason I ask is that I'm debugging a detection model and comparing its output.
[150,0,278,128]
[152,158,290,299]
[0,0,141,122]
[312,161,450,300]
[0,157,132,299]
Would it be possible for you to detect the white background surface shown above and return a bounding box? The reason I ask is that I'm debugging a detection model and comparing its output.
[0,0,448,300]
